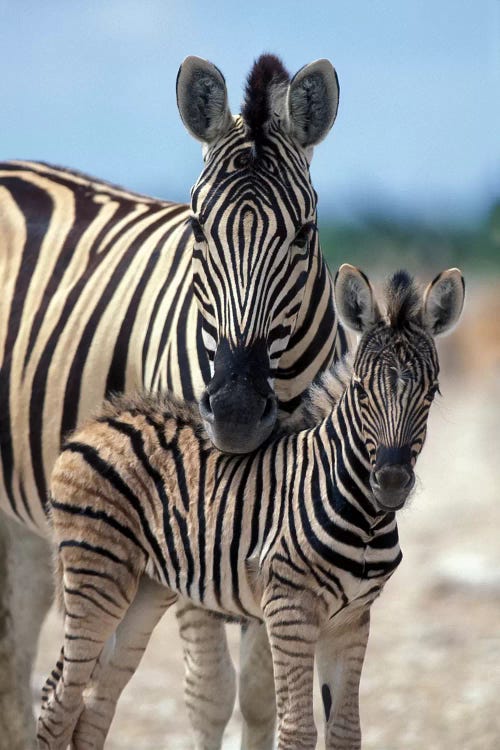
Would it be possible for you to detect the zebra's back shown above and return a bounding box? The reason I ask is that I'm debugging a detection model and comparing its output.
[0,161,205,531]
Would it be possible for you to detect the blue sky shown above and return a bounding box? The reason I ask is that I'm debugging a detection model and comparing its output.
[1,1,498,223]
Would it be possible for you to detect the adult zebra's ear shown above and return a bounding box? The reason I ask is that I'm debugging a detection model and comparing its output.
[334,264,381,333]
[176,56,233,144]
[422,268,465,336]
[285,59,339,153]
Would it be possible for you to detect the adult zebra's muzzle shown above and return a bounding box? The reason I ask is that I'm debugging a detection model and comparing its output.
[199,384,277,453]
[199,338,278,454]
[370,445,415,512]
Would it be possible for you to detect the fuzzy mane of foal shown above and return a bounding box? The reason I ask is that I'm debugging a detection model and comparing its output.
[279,355,353,433]
[384,270,422,329]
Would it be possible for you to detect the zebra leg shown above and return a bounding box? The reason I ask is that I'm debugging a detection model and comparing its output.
[0,515,53,750]
[264,592,319,750]
[70,575,176,749]
[316,610,370,750]
[37,552,140,749]
[239,622,276,750]
[176,601,236,750]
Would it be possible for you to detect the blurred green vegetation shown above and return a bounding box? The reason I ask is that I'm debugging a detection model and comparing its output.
[319,201,500,277]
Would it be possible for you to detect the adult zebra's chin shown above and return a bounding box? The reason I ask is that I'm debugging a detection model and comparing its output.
[199,337,278,453]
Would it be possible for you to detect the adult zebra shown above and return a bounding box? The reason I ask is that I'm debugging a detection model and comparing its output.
[0,54,346,749]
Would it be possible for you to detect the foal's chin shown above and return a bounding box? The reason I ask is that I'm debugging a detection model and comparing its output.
[370,473,416,513]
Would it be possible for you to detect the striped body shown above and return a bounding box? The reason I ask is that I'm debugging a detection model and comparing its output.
[0,160,197,531]
[50,386,400,622]
[38,267,465,750]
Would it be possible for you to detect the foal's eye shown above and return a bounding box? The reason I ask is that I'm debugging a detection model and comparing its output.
[426,383,441,401]
[190,217,206,244]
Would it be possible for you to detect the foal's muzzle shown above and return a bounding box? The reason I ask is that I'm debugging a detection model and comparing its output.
[370,445,415,511]
[370,464,415,511]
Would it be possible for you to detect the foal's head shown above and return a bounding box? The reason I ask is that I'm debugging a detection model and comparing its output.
[334,264,465,512]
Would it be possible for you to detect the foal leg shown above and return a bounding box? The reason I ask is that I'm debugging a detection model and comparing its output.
[37,549,140,749]
[71,575,177,749]
[316,610,370,750]
[176,602,236,750]
[264,590,319,750]
[239,622,276,750]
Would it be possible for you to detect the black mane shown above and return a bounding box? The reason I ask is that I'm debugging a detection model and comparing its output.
[385,270,422,329]
[241,54,290,141]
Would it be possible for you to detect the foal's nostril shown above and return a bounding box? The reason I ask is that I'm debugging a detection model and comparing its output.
[403,472,415,489]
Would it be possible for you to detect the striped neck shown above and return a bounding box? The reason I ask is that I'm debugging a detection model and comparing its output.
[281,380,400,589]
[313,381,385,529]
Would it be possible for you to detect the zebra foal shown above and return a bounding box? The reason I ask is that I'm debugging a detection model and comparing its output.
[38,265,465,750]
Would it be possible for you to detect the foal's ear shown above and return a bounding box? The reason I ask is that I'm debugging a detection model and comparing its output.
[176,56,233,144]
[334,264,380,333]
[285,59,339,150]
[422,268,465,336]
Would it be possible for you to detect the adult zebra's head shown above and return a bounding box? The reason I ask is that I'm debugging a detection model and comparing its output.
[335,264,465,512]
[176,54,339,453]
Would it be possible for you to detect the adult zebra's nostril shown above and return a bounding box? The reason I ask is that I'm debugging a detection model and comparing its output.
[199,391,214,423]
[260,394,277,427]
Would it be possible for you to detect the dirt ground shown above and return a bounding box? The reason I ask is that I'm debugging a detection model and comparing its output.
[32,293,500,749]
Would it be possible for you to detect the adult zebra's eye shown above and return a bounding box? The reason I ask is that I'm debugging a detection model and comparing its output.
[190,217,206,244]
[233,152,250,169]
[293,222,314,249]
